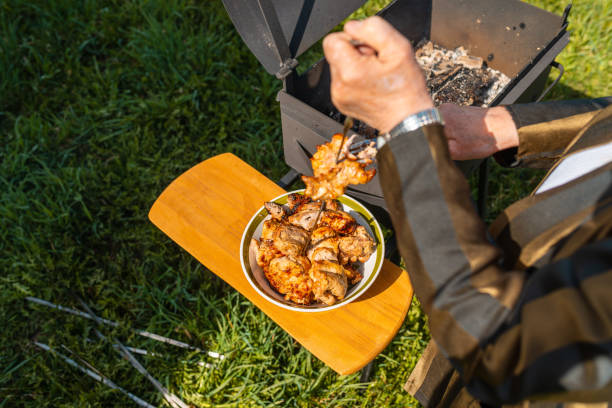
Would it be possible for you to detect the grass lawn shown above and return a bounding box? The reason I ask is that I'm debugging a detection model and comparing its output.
[1,0,610,406]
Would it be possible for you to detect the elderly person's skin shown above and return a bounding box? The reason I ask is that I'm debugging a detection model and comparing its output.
[322,16,519,160]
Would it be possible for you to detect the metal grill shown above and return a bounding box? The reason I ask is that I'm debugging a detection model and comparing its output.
[222,0,571,210]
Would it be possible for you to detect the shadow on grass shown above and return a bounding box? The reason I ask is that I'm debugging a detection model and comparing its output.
[543,80,593,101]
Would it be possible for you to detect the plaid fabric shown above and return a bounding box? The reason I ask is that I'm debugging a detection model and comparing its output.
[377,101,612,406]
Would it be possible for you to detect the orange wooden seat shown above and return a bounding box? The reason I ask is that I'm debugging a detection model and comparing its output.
[148,153,413,375]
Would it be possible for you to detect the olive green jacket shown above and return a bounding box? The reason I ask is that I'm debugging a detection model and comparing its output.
[377,98,612,406]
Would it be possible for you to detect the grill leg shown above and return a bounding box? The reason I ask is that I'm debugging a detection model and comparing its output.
[360,360,375,382]
[477,158,489,218]
[277,168,300,189]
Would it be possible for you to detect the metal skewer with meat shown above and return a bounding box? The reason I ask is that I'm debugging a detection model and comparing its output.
[301,133,377,201]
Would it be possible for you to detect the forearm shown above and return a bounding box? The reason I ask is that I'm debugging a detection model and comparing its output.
[441,97,612,167]
[439,104,518,161]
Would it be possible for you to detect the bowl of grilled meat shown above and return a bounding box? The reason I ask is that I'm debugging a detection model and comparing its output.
[240,190,384,311]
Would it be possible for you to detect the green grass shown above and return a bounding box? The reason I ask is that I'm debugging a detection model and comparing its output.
[1,0,610,406]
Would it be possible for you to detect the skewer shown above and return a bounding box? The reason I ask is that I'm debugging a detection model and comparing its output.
[75,296,191,408]
[25,296,224,360]
[348,138,375,153]
[302,200,326,255]
[303,115,354,253]
[83,338,214,368]
[335,116,354,164]
[304,112,363,252]
[34,341,156,408]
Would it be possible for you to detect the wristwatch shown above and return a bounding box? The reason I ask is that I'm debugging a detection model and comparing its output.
[377,107,444,148]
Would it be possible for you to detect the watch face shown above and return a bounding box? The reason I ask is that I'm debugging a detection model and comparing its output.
[377,134,391,149]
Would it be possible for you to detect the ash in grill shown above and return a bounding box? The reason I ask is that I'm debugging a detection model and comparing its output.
[329,41,510,138]
[416,41,510,107]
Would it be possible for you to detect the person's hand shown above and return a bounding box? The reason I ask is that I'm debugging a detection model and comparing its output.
[323,17,433,133]
[439,104,519,160]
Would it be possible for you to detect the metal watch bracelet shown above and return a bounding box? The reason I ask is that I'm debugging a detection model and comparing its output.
[377,107,444,148]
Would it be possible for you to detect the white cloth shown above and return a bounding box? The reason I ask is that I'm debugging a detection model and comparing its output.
[536,141,612,194]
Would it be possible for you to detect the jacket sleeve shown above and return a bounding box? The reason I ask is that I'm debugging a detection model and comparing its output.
[495,97,612,168]
[377,123,612,405]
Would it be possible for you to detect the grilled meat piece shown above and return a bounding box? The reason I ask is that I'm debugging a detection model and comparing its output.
[295,201,322,212]
[310,226,336,243]
[266,255,313,305]
[307,236,340,263]
[309,260,348,305]
[325,199,342,212]
[320,209,356,235]
[343,264,363,286]
[287,197,342,232]
[339,225,376,263]
[253,239,281,268]
[309,246,339,263]
[307,226,340,263]
[287,193,341,213]
[302,134,376,201]
[261,219,309,257]
[260,218,280,241]
[288,209,320,231]
[264,201,286,220]
[293,199,339,212]
[275,225,309,257]
[287,193,311,212]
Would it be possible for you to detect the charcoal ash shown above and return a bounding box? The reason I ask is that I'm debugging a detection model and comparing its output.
[328,41,510,137]
[415,40,510,107]
[427,66,494,106]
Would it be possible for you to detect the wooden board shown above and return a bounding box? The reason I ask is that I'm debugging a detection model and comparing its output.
[148,153,413,375]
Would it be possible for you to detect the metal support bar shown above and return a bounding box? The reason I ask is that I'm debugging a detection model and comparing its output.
[536,61,564,102]
[277,168,300,189]
[562,3,572,29]
[360,361,375,383]
[477,158,489,218]
[256,0,297,81]
[257,0,290,61]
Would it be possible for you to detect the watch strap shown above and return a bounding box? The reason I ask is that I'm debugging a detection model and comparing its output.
[377,108,444,148]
